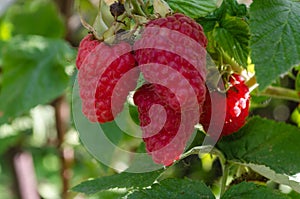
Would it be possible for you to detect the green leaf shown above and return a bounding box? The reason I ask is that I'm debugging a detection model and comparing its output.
[221,0,248,17]
[72,169,164,195]
[197,17,218,33]
[92,190,127,199]
[250,0,300,89]
[217,117,300,176]
[4,0,65,38]
[197,0,249,32]
[0,35,74,123]
[214,16,250,66]
[127,178,215,199]
[240,164,300,193]
[166,0,223,18]
[222,182,290,199]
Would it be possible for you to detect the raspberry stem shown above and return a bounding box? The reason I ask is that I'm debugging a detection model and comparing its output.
[221,51,300,102]
[181,145,228,196]
[180,145,226,166]
[260,86,300,102]
[79,14,103,41]
[246,75,300,102]
[220,162,230,196]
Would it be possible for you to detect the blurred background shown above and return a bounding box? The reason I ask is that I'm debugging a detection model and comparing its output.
[0,0,113,198]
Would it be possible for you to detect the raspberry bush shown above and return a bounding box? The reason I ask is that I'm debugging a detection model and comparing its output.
[72,0,300,197]
[72,0,300,198]
[1,0,300,198]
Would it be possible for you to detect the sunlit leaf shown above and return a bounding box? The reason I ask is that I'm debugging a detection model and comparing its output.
[239,163,300,194]
[72,169,164,195]
[166,0,222,18]
[214,16,250,67]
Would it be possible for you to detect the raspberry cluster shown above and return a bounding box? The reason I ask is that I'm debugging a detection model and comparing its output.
[76,13,250,166]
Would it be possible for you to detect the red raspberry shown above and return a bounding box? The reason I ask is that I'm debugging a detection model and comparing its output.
[78,42,138,123]
[145,13,207,47]
[200,74,250,138]
[134,13,207,112]
[76,34,100,69]
[134,84,198,166]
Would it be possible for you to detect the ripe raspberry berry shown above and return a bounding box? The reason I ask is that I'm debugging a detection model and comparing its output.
[76,34,100,69]
[134,84,198,166]
[78,41,138,123]
[145,13,207,47]
[134,13,207,111]
[200,74,250,138]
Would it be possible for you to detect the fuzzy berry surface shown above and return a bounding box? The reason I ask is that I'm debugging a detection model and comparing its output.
[134,13,207,111]
[76,34,101,70]
[200,74,250,138]
[78,41,138,123]
[134,84,198,166]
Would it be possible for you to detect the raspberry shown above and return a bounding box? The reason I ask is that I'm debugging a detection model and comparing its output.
[134,13,207,111]
[145,13,207,47]
[133,14,207,165]
[134,84,198,166]
[200,74,250,138]
[76,34,100,69]
[78,41,138,123]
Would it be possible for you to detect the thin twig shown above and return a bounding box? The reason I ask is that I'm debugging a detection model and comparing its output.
[220,162,229,196]
[53,96,73,199]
